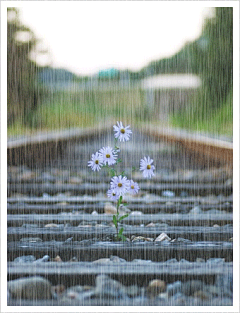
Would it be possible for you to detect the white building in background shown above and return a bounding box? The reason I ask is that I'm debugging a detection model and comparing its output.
[141,74,202,120]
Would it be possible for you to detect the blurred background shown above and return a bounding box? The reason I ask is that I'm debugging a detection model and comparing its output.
[7,4,233,138]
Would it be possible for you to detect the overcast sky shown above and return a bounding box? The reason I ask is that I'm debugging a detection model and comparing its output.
[17,3,214,76]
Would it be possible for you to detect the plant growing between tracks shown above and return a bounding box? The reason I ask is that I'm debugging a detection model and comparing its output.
[88,122,155,241]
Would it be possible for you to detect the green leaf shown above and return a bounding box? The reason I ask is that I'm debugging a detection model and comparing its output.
[112,215,118,228]
[118,214,129,222]
[110,168,116,177]
[117,196,122,207]
[118,234,127,242]
[118,227,124,235]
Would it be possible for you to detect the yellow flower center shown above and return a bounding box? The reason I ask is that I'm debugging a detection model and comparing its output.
[120,128,125,134]
[95,160,99,164]
[131,185,134,189]
[106,154,110,158]
[118,183,122,187]
[147,165,151,169]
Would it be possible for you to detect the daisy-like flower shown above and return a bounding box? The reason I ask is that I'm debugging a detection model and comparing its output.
[140,156,155,179]
[88,152,103,171]
[107,188,119,201]
[110,175,130,196]
[99,146,117,166]
[113,121,132,142]
[128,180,140,195]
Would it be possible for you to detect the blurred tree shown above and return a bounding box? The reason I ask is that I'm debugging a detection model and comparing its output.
[7,8,42,126]
[199,7,233,110]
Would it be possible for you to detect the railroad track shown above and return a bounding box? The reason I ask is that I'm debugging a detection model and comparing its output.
[6,126,233,306]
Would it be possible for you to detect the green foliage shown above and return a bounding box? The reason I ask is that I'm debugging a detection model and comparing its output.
[199,7,233,110]
[7,8,41,126]
[171,88,233,136]
[170,8,233,135]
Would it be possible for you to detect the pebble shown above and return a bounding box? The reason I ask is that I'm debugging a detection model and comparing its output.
[215,273,233,296]
[179,259,191,264]
[196,258,205,263]
[171,292,186,304]
[155,233,171,242]
[93,258,111,264]
[146,222,156,227]
[171,238,191,244]
[130,211,143,215]
[18,170,35,181]
[182,280,204,296]
[34,255,50,263]
[124,285,141,297]
[213,224,220,227]
[8,276,52,300]
[189,206,202,214]
[95,274,127,299]
[132,259,152,263]
[167,281,182,296]
[53,255,62,262]
[104,203,117,214]
[162,190,175,197]
[165,258,178,264]
[51,284,65,297]
[45,223,59,228]
[180,191,188,197]
[109,255,127,263]
[69,176,82,184]
[146,279,166,298]
[69,257,78,262]
[20,237,42,243]
[21,224,38,228]
[157,292,168,300]
[64,237,73,243]
[131,236,145,242]
[13,255,36,263]
[193,290,209,300]
[206,258,225,264]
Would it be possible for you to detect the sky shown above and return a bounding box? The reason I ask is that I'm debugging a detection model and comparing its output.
[16,3,214,76]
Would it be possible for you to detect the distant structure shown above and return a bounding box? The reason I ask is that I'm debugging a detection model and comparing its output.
[98,68,119,79]
[141,74,201,120]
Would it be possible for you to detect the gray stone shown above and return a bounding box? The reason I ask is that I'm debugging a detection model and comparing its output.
[189,206,202,214]
[132,259,152,264]
[162,190,175,197]
[125,285,141,297]
[34,255,50,263]
[110,255,127,263]
[172,238,192,244]
[20,237,42,243]
[95,274,127,299]
[206,258,225,264]
[155,233,171,242]
[215,273,233,296]
[8,276,52,300]
[182,280,204,296]
[146,279,166,298]
[180,191,188,197]
[180,259,191,264]
[13,255,36,263]
[167,281,182,296]
[171,292,186,305]
[21,224,38,228]
[165,258,178,264]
